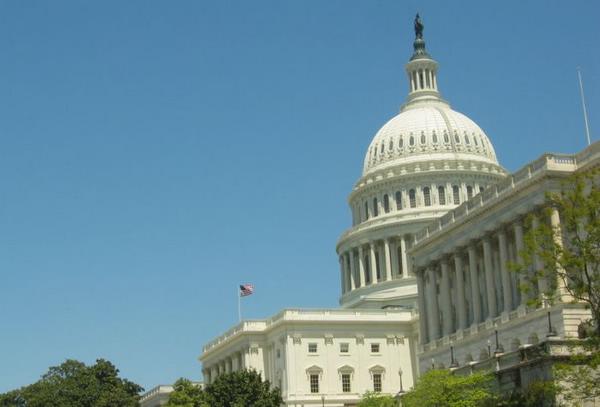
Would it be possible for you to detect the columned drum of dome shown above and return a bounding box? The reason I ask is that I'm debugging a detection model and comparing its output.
[337,15,507,309]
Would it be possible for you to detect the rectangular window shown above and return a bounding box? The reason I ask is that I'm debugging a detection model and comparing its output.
[373,373,382,392]
[371,343,380,353]
[342,373,351,393]
[310,374,319,393]
[308,343,318,353]
[340,342,349,353]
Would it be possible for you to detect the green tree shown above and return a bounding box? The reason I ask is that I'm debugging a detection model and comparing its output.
[513,170,600,403]
[399,369,495,407]
[357,391,397,407]
[165,378,207,407]
[514,170,600,333]
[204,369,281,407]
[0,359,143,407]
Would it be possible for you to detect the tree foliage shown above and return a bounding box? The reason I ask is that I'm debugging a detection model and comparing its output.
[357,391,397,407]
[0,359,143,407]
[167,370,281,407]
[165,378,206,407]
[514,169,600,335]
[513,170,600,402]
[399,369,495,407]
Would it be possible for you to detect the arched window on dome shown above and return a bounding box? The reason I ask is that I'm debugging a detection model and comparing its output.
[364,201,369,221]
[380,143,384,154]
[409,135,415,146]
[443,132,449,143]
[383,194,390,213]
[464,133,470,145]
[420,132,426,145]
[409,189,416,208]
[388,140,393,152]
[395,191,402,210]
[399,136,404,148]
[473,136,478,146]
[373,198,378,217]
[467,186,473,199]
[454,132,460,143]
[452,185,460,205]
[423,187,431,206]
[438,186,446,205]
[432,132,438,144]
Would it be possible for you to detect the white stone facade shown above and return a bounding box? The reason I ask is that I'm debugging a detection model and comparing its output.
[200,309,418,406]
[410,143,599,376]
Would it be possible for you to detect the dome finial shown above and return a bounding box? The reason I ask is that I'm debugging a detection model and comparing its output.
[411,13,430,60]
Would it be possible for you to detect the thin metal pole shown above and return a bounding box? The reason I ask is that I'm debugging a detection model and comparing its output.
[578,67,592,146]
[238,287,241,322]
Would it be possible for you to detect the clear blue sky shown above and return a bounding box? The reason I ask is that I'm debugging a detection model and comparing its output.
[1,0,598,393]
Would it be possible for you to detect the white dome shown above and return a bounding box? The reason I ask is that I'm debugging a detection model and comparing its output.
[363,102,499,175]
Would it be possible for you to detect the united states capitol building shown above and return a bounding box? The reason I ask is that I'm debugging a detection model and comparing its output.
[143,16,595,407]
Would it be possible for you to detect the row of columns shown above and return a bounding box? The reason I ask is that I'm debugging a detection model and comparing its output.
[339,235,411,295]
[410,68,437,92]
[352,181,485,226]
[418,209,565,344]
[204,351,245,384]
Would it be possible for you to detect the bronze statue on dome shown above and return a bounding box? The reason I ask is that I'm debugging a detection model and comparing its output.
[414,13,424,39]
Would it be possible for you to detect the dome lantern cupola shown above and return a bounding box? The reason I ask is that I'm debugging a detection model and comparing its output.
[404,14,443,107]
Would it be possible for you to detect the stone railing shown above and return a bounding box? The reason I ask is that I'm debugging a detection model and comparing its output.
[412,150,584,248]
[203,308,417,353]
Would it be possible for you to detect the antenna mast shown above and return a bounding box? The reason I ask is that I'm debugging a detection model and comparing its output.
[577,67,592,146]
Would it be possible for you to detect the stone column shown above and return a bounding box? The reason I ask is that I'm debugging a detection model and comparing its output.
[390,239,399,278]
[384,239,392,281]
[339,256,346,294]
[358,246,366,287]
[468,245,482,324]
[483,237,498,319]
[426,267,441,340]
[454,254,468,330]
[400,236,409,278]
[417,271,429,344]
[344,253,352,293]
[513,221,527,306]
[531,215,547,298]
[550,208,571,301]
[370,243,378,283]
[349,249,357,290]
[440,260,453,336]
[498,230,513,313]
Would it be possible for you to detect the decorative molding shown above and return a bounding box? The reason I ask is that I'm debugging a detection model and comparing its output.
[355,334,365,345]
[324,334,334,345]
[292,334,302,345]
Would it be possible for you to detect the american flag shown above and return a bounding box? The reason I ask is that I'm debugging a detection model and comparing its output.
[239,284,254,297]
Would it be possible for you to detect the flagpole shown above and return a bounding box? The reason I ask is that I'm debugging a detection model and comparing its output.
[238,286,241,322]
[577,67,592,146]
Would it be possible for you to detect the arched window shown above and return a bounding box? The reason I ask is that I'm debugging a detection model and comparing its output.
[467,186,473,199]
[443,132,449,143]
[383,194,390,213]
[420,133,426,144]
[452,185,460,205]
[423,187,431,206]
[473,136,478,146]
[432,132,438,144]
[399,137,404,148]
[380,143,384,153]
[388,140,393,151]
[373,198,378,217]
[395,191,402,210]
[479,186,484,193]
[464,133,470,144]
[409,135,415,146]
[409,189,416,208]
[364,201,369,220]
[454,131,460,143]
[438,186,446,205]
